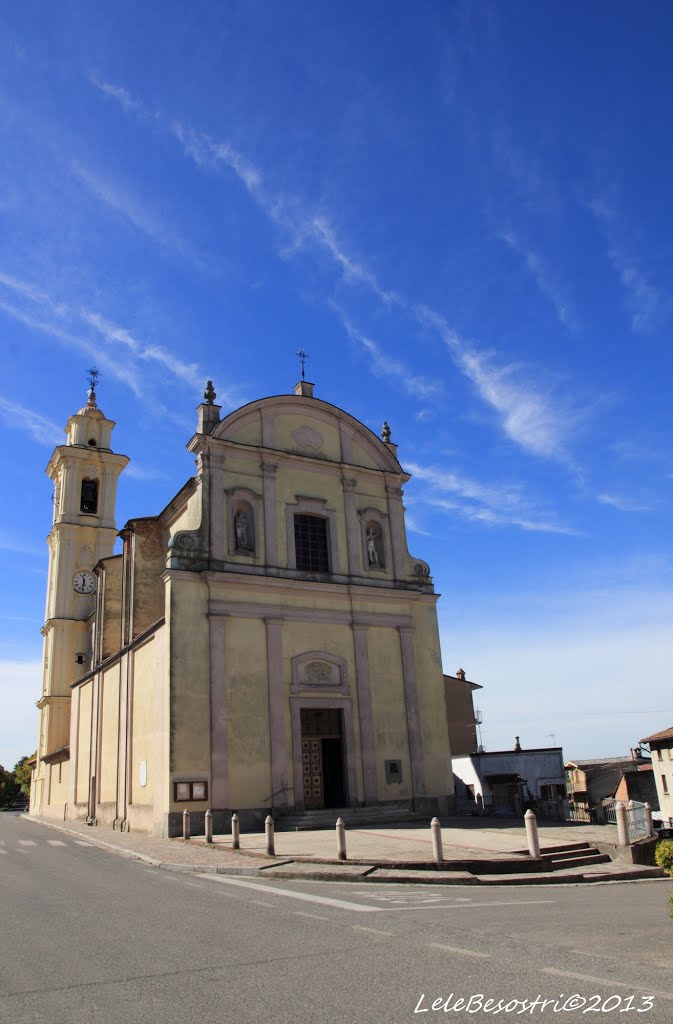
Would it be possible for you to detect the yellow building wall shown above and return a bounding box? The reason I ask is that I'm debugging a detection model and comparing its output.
[225,616,271,807]
[130,635,159,807]
[367,626,413,800]
[412,601,454,798]
[47,761,69,809]
[99,666,120,805]
[167,577,211,796]
[75,681,92,805]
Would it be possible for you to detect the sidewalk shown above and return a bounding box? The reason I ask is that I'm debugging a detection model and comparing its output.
[23,814,667,886]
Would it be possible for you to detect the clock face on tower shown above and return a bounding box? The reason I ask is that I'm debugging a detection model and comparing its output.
[73,571,97,594]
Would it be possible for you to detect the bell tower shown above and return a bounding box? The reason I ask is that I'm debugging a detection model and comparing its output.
[31,371,129,817]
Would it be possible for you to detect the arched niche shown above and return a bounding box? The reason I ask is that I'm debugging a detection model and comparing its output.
[358,507,389,571]
[226,487,262,558]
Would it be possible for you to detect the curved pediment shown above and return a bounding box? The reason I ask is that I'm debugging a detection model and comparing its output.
[211,394,403,473]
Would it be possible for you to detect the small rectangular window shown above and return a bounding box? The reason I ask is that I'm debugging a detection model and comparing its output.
[657,749,663,761]
[662,775,669,795]
[294,514,329,572]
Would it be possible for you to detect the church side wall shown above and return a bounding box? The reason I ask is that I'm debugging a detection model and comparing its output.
[97,664,120,823]
[74,679,92,811]
[128,627,167,834]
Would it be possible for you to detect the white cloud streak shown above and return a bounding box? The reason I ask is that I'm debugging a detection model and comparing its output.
[499,232,578,332]
[597,493,653,513]
[91,78,581,462]
[336,311,442,400]
[0,396,63,447]
[588,197,670,334]
[406,461,579,535]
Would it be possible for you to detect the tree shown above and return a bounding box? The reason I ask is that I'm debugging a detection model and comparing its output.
[13,756,33,796]
[0,764,18,807]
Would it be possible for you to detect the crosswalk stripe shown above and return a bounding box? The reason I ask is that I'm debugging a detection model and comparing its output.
[18,840,36,846]
[74,840,93,846]
[47,840,67,846]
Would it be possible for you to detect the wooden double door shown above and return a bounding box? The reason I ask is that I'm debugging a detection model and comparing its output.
[301,708,346,810]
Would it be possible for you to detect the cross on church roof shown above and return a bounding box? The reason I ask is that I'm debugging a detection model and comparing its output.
[296,348,309,380]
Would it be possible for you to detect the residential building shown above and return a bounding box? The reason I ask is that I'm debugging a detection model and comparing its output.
[640,727,673,826]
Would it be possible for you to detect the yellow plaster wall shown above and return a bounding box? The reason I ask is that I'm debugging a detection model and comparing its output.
[225,616,271,807]
[168,577,210,778]
[221,413,262,447]
[99,666,120,804]
[412,601,454,798]
[274,412,341,462]
[350,437,382,471]
[75,681,92,804]
[367,626,413,800]
[130,636,157,806]
[47,761,69,807]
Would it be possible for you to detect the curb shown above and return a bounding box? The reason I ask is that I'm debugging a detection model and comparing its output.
[20,815,668,887]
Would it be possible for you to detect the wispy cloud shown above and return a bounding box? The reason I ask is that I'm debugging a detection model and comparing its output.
[597,493,653,513]
[588,197,670,334]
[336,310,442,400]
[416,306,575,461]
[80,310,204,392]
[72,162,206,270]
[499,232,579,332]
[0,529,44,557]
[406,461,578,535]
[89,75,153,118]
[91,78,581,464]
[123,462,171,482]
[0,272,230,403]
[0,396,62,446]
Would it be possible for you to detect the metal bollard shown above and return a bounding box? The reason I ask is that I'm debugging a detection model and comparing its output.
[431,816,443,863]
[336,817,347,861]
[615,800,629,846]
[524,808,540,858]
[231,812,240,849]
[265,814,275,856]
[205,808,213,844]
[644,802,654,837]
[182,809,191,841]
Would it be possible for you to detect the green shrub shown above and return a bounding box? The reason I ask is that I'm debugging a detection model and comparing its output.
[655,839,673,876]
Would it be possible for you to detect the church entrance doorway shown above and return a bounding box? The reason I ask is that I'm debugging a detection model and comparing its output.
[300,708,346,809]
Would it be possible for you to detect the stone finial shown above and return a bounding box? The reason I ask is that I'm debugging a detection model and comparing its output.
[456,668,466,680]
[204,380,216,405]
[381,420,391,443]
[514,736,522,752]
[86,367,100,409]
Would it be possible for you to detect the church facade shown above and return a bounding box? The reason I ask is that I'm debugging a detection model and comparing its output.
[31,377,455,837]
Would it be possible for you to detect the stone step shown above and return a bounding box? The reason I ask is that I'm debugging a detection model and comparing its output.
[277,807,421,831]
[549,850,611,870]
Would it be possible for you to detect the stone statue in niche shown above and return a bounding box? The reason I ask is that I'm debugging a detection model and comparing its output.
[305,661,333,683]
[366,527,380,566]
[234,509,250,550]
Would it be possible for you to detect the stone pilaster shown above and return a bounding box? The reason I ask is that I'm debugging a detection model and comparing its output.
[265,618,287,809]
[261,461,278,567]
[398,626,425,800]
[353,624,377,803]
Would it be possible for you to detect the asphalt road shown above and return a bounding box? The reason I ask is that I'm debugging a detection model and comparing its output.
[2,812,672,1024]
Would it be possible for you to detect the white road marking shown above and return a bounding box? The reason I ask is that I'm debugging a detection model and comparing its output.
[542,968,673,1001]
[428,942,491,959]
[352,925,393,936]
[0,849,7,855]
[250,900,275,908]
[381,899,556,912]
[74,841,93,846]
[47,840,66,846]
[293,911,329,921]
[18,840,36,846]
[198,874,379,912]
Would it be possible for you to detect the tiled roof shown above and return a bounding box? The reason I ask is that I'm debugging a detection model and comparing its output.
[566,756,635,768]
[640,726,673,744]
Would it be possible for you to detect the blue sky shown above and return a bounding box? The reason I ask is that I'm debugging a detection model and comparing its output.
[1,2,672,770]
